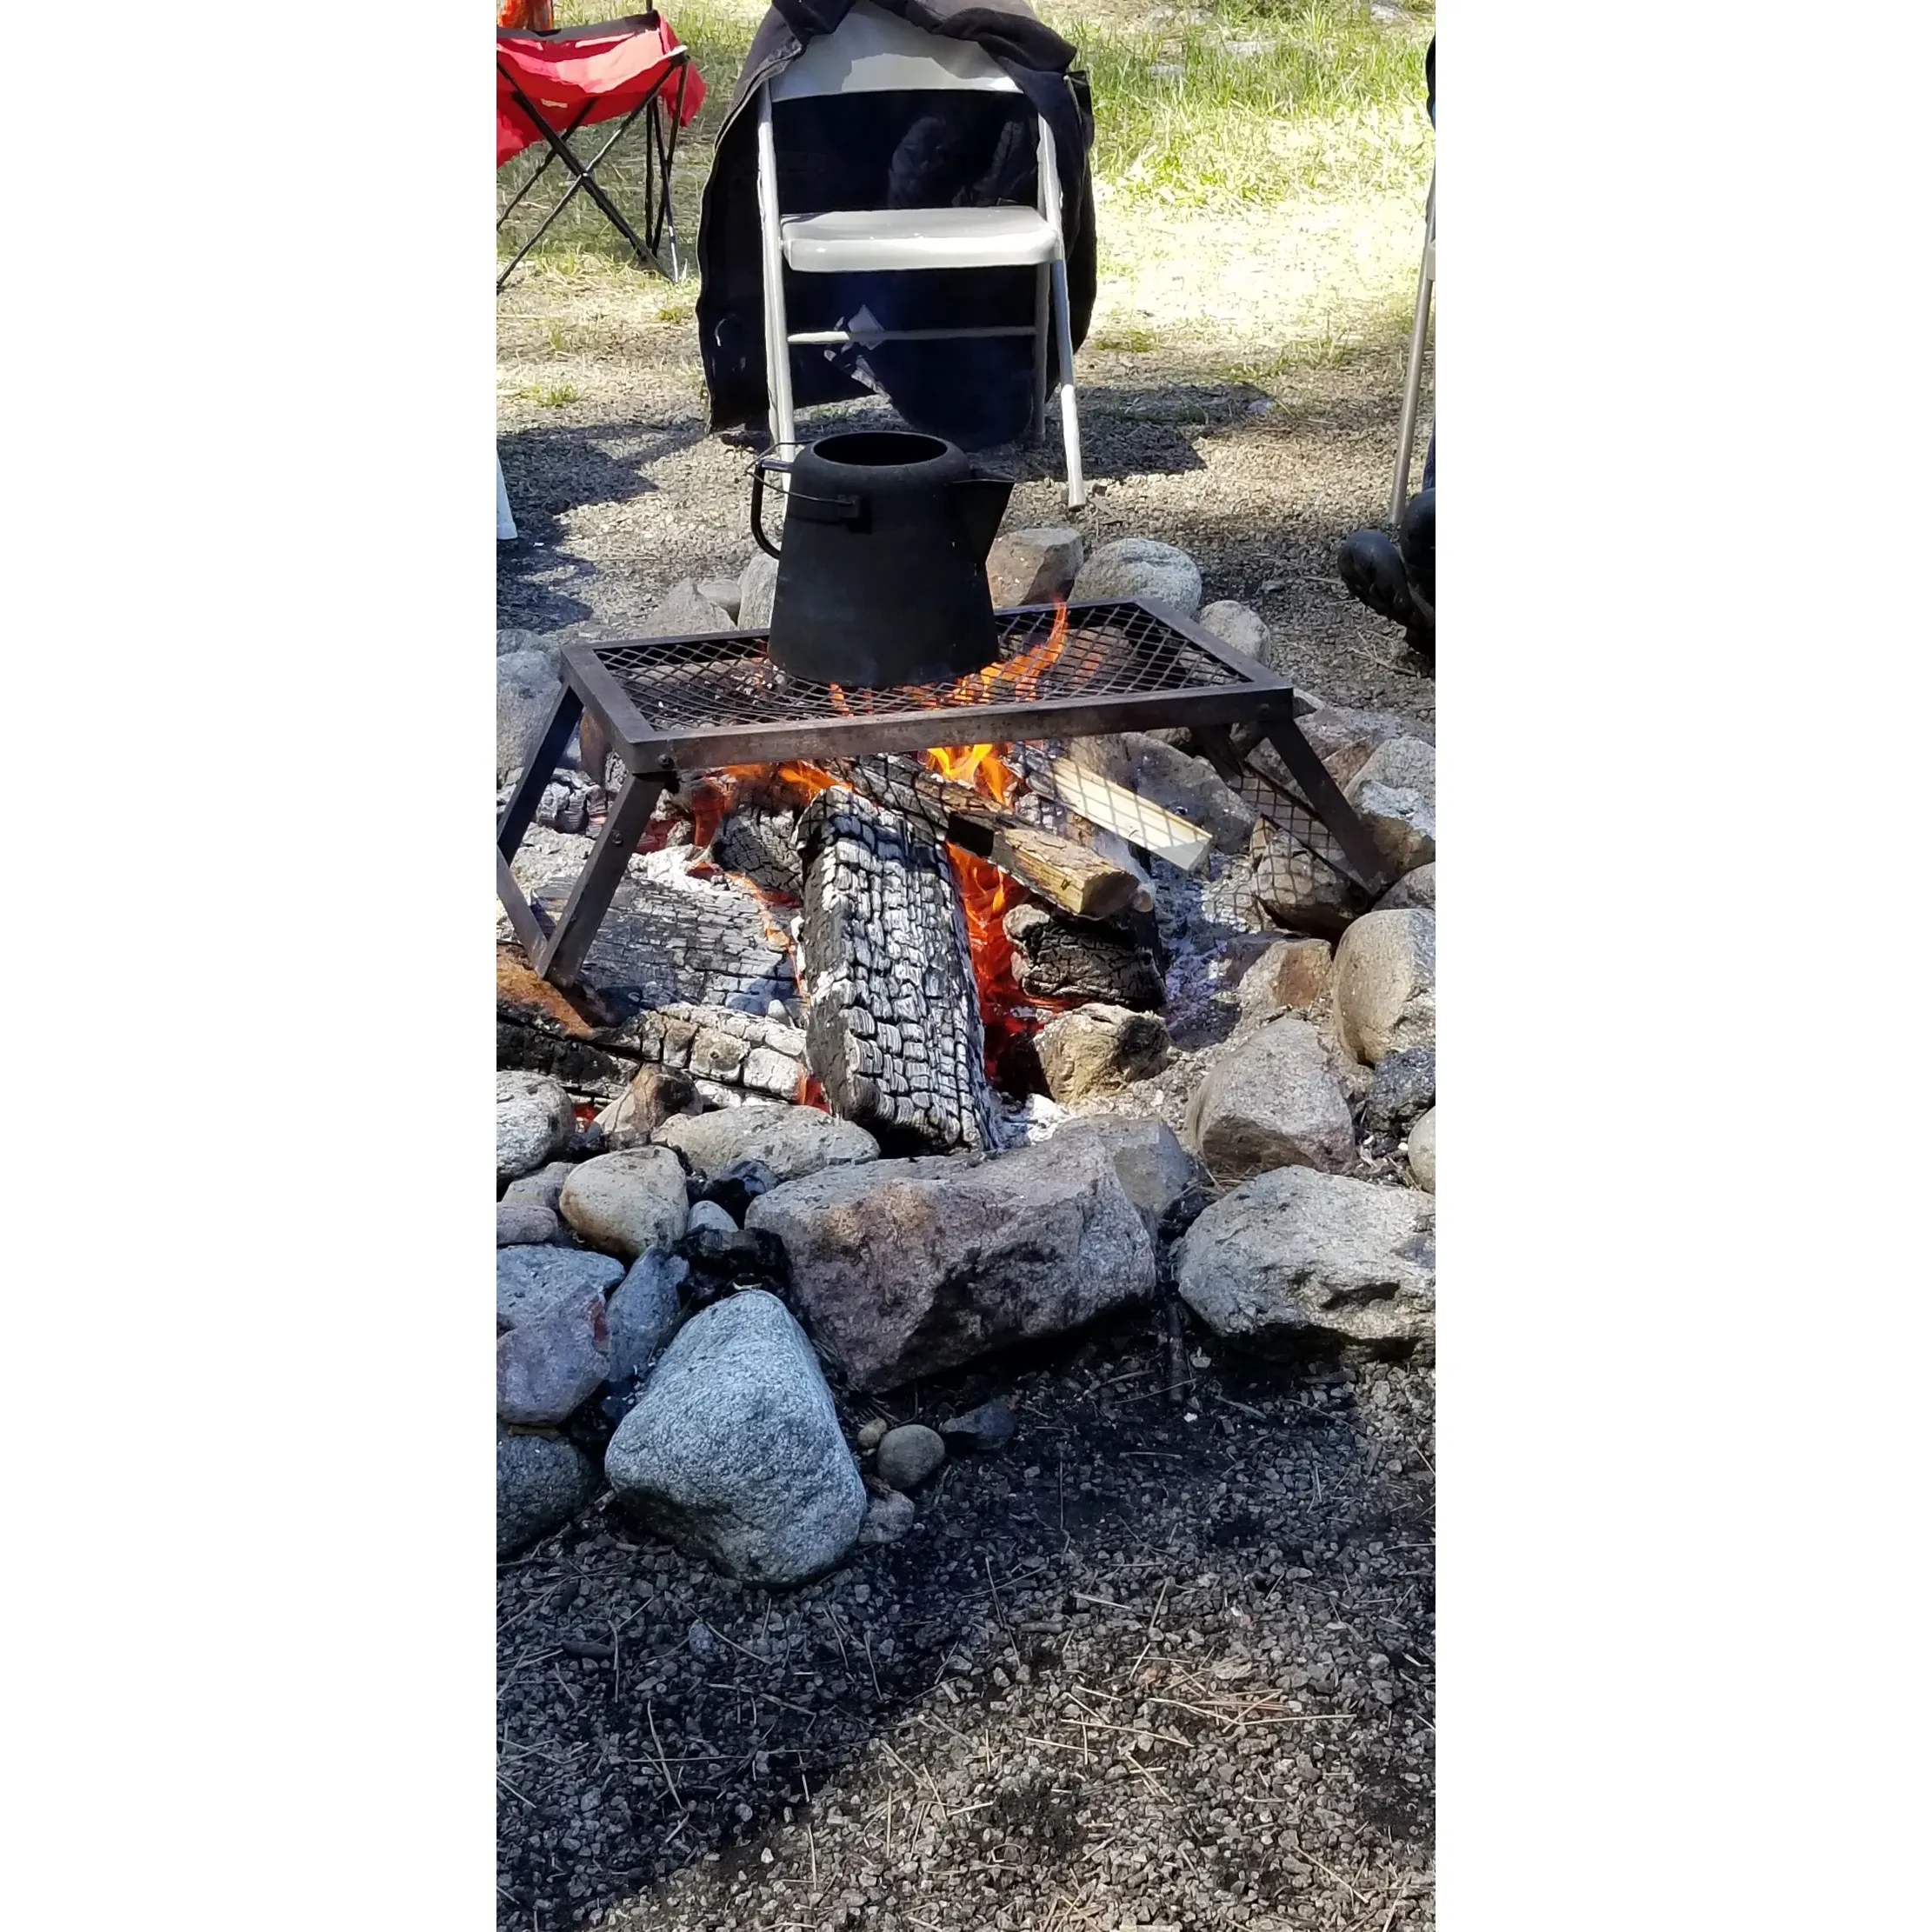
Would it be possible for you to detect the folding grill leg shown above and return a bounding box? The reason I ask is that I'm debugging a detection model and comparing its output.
[536,771,667,985]
[496,683,584,961]
[1256,716,1393,894]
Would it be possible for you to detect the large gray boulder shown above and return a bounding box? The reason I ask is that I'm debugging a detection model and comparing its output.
[1071,537,1203,618]
[986,526,1083,607]
[1345,736,1436,876]
[1183,1015,1355,1182]
[501,1159,576,1215]
[604,1290,864,1585]
[1249,820,1369,937]
[1176,1166,1436,1356]
[1035,1003,1171,1103]
[595,1065,698,1150]
[496,1071,576,1187]
[605,1249,688,1382]
[643,577,736,636]
[1333,909,1436,1065]
[1197,599,1270,658]
[746,1135,1157,1390]
[497,1289,610,1425]
[738,550,780,630]
[1407,1108,1436,1192]
[1050,1116,1199,1238]
[654,1103,879,1183]
[498,1428,600,1558]
[1296,705,1434,790]
[497,650,563,787]
[559,1147,690,1261]
[496,1202,559,1247]
[1236,937,1333,1020]
[1377,863,1436,911]
[497,1246,624,1331]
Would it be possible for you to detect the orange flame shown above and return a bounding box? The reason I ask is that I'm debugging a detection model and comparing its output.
[673,605,1082,1092]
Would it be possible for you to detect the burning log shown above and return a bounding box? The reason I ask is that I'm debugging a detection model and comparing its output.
[497,941,810,1106]
[707,809,804,903]
[796,787,998,1155]
[1003,903,1167,1011]
[834,753,1141,922]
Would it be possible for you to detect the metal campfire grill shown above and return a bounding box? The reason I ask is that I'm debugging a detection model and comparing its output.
[498,597,1390,983]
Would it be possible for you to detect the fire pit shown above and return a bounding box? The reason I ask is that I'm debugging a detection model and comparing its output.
[496,597,1389,988]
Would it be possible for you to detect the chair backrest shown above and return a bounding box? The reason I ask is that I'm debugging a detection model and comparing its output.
[769,0,1019,103]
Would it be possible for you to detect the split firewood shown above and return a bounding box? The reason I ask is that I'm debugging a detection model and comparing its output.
[833,754,1141,923]
[1016,750,1214,874]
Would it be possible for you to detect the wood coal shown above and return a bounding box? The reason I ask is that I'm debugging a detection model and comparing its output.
[1003,902,1166,1010]
[796,787,997,1154]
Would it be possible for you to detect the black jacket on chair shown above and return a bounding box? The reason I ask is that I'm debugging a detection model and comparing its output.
[695,0,1096,450]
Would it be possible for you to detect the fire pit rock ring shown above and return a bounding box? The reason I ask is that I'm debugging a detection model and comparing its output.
[749,430,1014,689]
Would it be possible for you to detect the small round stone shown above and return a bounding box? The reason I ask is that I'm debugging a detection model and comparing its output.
[874,1423,946,1491]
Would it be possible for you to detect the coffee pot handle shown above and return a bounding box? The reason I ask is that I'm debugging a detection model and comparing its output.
[749,456,792,558]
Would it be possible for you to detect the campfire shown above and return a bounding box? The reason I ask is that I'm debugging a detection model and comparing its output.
[654,605,1149,1152]
[497,594,1389,1152]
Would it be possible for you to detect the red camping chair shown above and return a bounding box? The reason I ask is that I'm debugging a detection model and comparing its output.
[496,12,707,288]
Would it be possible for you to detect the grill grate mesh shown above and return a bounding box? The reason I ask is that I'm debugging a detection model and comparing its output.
[592,600,1250,738]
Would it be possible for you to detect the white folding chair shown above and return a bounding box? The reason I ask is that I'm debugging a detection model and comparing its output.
[755,0,1085,508]
[1389,169,1435,523]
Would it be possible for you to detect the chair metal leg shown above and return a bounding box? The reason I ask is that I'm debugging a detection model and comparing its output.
[1031,263,1050,444]
[756,96,797,455]
[1390,172,1436,524]
[1049,257,1085,510]
[496,65,665,290]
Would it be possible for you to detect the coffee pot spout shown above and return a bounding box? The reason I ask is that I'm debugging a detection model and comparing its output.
[952,473,1016,569]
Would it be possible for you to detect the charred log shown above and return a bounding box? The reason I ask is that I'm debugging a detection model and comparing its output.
[1003,902,1167,1010]
[706,809,804,902]
[796,788,997,1155]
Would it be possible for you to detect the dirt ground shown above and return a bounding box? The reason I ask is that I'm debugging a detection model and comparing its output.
[497,50,1436,1932]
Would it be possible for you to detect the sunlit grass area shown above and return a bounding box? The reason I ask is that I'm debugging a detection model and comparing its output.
[497,0,1432,270]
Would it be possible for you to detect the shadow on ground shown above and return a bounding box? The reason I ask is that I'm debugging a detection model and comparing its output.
[497,1308,1435,1930]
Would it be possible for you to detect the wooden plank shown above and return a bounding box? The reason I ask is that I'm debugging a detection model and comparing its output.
[833,755,1143,923]
[1036,756,1214,873]
[981,818,1140,923]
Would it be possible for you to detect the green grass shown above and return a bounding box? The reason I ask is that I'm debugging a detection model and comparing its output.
[1063,0,1431,208]
[498,0,1431,270]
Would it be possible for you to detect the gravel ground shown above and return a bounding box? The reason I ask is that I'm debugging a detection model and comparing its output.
[497,197,1435,724]
[499,1323,1434,1932]
[498,183,1436,1932]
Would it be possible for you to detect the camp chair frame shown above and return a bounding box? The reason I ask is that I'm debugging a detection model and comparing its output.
[496,46,692,289]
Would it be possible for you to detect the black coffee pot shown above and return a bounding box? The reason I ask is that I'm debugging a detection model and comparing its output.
[750,431,1015,688]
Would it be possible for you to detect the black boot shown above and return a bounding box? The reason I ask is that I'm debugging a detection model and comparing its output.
[1337,528,1416,629]
[1399,488,1434,614]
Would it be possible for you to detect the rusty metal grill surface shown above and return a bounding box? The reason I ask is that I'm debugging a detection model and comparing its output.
[594,600,1249,738]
